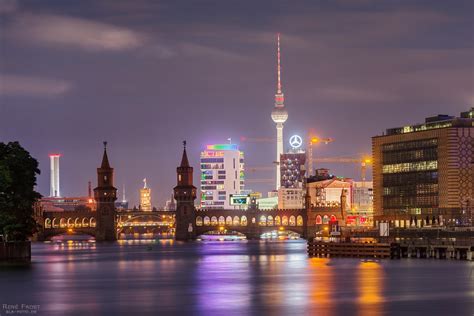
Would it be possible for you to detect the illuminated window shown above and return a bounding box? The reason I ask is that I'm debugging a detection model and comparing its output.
[382,161,438,174]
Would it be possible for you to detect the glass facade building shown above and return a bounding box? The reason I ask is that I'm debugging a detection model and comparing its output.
[373,108,474,227]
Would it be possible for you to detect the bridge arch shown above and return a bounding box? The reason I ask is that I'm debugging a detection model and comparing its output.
[44,218,52,229]
[267,215,274,226]
[90,217,96,227]
[211,216,218,226]
[218,216,225,226]
[289,216,296,226]
[330,215,337,222]
[52,218,59,228]
[323,215,329,224]
[82,217,89,227]
[204,216,210,225]
[233,216,240,226]
[196,216,203,226]
[74,217,81,228]
[316,215,322,225]
[275,216,281,226]
[297,215,303,226]
[241,216,247,226]
[60,218,66,228]
[225,216,232,226]
[259,215,266,226]
[282,216,288,226]
[67,218,74,228]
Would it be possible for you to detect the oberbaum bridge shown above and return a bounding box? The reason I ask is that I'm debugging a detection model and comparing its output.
[37,142,347,241]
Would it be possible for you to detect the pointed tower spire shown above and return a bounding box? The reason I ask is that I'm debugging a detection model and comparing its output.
[277,33,282,94]
[101,141,111,169]
[180,140,190,167]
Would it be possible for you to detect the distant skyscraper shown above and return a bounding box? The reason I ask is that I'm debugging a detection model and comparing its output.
[140,178,152,211]
[200,144,244,209]
[271,34,288,190]
[49,154,60,197]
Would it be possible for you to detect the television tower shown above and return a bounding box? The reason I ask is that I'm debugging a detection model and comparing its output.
[271,33,288,190]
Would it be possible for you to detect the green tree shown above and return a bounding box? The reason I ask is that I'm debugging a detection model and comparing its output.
[0,142,41,241]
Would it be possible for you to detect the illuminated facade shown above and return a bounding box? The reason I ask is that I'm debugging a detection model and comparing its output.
[140,178,152,212]
[271,34,288,190]
[280,152,306,189]
[373,108,474,227]
[200,144,244,209]
[49,154,60,197]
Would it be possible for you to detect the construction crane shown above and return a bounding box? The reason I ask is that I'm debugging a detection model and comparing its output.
[307,136,333,177]
[311,157,372,183]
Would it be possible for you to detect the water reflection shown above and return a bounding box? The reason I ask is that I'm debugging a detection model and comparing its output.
[0,241,472,315]
[309,258,334,315]
[357,261,384,316]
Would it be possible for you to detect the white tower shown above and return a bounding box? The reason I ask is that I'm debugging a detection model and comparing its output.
[49,154,61,197]
[271,33,288,190]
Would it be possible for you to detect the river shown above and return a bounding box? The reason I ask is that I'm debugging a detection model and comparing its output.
[0,240,473,315]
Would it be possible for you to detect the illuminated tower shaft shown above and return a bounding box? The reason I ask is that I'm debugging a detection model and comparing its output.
[49,154,60,197]
[276,123,284,188]
[271,33,288,190]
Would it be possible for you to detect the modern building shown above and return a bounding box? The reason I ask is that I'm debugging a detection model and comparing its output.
[140,178,152,211]
[280,151,306,189]
[372,107,474,227]
[200,143,245,209]
[40,196,96,212]
[49,154,60,197]
[271,33,288,190]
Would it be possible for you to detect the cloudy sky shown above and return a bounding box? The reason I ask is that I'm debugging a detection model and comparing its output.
[1,0,473,207]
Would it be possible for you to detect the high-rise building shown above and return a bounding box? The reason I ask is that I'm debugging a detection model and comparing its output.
[200,144,244,209]
[280,152,306,189]
[271,33,288,190]
[140,178,152,211]
[49,154,60,197]
[372,107,474,227]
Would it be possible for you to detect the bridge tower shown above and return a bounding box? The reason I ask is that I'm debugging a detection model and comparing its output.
[174,141,197,241]
[94,142,117,241]
[246,196,261,240]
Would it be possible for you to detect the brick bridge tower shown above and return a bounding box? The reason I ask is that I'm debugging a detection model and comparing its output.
[174,141,197,241]
[94,141,117,241]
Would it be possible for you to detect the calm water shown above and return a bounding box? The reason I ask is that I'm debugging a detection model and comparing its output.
[1,240,473,316]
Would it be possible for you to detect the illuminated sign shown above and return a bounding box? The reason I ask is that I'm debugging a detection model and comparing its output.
[229,194,250,205]
[289,135,302,149]
[206,144,238,151]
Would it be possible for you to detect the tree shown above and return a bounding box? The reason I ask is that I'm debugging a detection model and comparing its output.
[0,142,41,241]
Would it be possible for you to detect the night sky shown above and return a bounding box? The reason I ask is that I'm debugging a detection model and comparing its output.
[1,0,473,207]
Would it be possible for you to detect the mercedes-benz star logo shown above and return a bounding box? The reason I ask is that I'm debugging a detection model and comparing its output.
[289,135,303,149]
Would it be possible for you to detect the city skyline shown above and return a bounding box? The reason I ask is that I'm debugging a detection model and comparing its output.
[1,0,473,206]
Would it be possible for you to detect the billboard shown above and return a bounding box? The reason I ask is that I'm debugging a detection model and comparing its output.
[230,194,250,205]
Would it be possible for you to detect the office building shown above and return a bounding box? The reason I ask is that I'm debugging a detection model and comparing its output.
[372,107,474,227]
